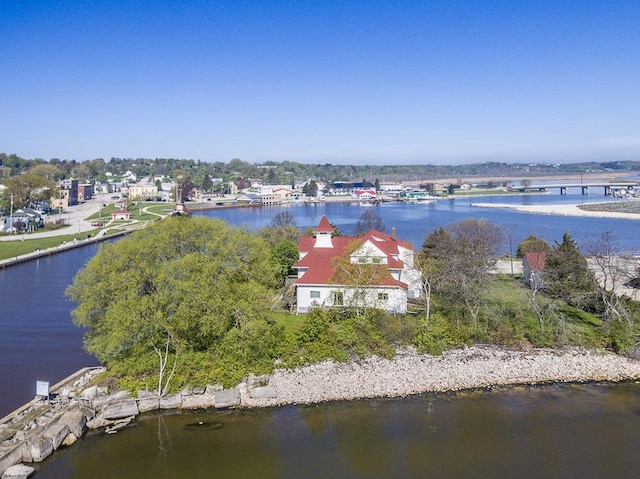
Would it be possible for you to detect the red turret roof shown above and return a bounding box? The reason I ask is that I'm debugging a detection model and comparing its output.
[314,215,335,233]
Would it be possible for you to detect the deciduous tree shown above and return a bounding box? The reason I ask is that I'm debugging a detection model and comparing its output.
[66,217,279,363]
[354,210,386,235]
[421,219,504,327]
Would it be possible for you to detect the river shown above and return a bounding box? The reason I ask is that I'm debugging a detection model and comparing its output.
[34,383,640,478]
[1,191,640,477]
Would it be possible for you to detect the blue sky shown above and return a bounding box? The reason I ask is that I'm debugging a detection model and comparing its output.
[1,1,639,165]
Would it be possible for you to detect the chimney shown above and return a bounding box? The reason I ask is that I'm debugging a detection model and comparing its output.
[391,227,396,239]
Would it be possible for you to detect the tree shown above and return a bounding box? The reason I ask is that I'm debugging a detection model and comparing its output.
[178,176,194,201]
[302,180,318,197]
[267,168,278,184]
[29,163,64,181]
[543,232,595,308]
[261,211,300,248]
[585,229,638,330]
[421,219,504,327]
[66,217,279,363]
[331,241,394,318]
[269,239,299,285]
[516,235,551,258]
[1,173,56,209]
[201,174,213,192]
[270,211,298,228]
[354,210,386,235]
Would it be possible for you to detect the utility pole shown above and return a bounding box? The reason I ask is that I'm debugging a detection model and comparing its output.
[9,193,14,235]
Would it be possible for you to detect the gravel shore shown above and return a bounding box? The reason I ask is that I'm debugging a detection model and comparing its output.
[471,202,640,219]
[243,346,640,407]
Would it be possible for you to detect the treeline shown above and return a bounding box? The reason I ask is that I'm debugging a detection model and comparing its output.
[2,152,640,186]
[66,213,640,394]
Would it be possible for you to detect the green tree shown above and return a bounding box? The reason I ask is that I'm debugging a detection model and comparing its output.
[66,217,279,363]
[202,174,213,192]
[331,241,393,318]
[269,238,300,285]
[543,232,595,307]
[302,180,318,197]
[29,163,64,181]
[516,235,551,258]
[2,173,57,209]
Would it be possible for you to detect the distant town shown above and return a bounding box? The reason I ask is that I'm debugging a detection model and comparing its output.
[2,154,640,234]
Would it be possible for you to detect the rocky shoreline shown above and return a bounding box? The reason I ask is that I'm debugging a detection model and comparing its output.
[3,346,640,477]
[242,345,640,407]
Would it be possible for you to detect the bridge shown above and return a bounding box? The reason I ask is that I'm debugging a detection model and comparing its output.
[517,182,640,196]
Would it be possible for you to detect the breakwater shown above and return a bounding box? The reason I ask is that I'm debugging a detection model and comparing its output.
[4,345,640,477]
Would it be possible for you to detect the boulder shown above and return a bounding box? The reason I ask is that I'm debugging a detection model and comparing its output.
[92,390,131,409]
[86,417,109,430]
[80,386,98,401]
[181,393,215,410]
[0,445,24,478]
[214,389,241,409]
[57,408,86,437]
[205,384,223,394]
[61,433,78,447]
[2,464,34,479]
[43,423,70,450]
[159,394,182,410]
[102,399,139,420]
[137,390,159,413]
[249,385,278,399]
[26,437,53,462]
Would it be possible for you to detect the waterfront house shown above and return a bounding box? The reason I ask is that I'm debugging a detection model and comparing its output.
[293,216,422,314]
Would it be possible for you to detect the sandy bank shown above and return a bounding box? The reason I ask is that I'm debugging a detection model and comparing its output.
[242,346,640,407]
[470,202,640,220]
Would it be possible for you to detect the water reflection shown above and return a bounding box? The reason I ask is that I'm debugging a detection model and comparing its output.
[35,383,640,479]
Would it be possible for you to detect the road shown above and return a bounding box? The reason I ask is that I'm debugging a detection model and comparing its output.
[0,198,104,242]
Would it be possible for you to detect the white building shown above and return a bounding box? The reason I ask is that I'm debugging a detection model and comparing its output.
[293,216,422,314]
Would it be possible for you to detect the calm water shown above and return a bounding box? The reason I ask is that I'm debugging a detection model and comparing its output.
[34,383,640,478]
[0,244,100,416]
[198,193,640,253]
[1,193,640,477]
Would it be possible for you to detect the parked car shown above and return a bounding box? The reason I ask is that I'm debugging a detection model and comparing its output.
[91,222,103,227]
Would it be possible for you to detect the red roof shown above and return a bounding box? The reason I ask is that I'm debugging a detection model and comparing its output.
[524,251,548,271]
[314,215,335,233]
[294,218,412,289]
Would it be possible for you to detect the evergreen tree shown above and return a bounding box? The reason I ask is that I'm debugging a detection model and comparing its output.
[202,174,213,192]
[543,232,595,307]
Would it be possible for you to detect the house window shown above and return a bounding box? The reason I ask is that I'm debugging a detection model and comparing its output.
[378,293,389,301]
[310,291,320,299]
[332,292,344,306]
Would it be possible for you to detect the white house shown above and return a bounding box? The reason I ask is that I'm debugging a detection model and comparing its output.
[293,216,422,314]
[111,209,131,221]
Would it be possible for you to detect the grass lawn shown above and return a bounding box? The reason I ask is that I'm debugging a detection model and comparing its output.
[0,233,98,260]
[271,311,303,332]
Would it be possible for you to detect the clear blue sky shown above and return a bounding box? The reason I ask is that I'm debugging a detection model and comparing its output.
[1,0,639,165]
